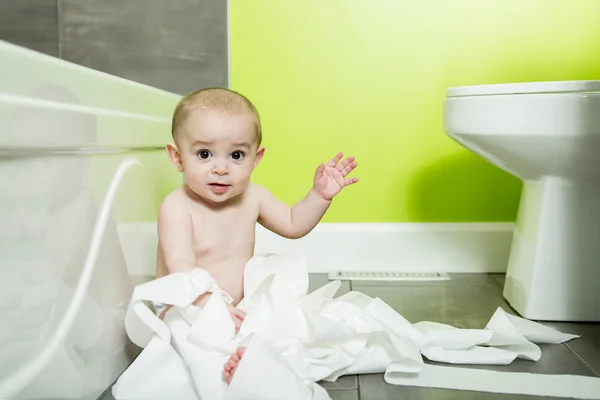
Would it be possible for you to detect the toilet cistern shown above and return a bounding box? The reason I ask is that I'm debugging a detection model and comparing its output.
[443,80,600,322]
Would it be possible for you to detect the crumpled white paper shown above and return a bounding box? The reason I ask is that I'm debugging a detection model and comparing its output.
[112,252,591,400]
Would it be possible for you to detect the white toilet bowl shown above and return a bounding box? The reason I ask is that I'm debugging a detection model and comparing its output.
[443,80,600,322]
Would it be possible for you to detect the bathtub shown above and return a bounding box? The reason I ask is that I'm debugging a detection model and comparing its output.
[0,40,182,400]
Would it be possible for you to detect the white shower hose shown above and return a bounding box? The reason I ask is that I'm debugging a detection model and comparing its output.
[0,157,142,399]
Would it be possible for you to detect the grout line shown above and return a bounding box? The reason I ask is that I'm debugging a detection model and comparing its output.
[226,0,230,88]
[559,339,600,377]
[536,320,600,377]
[565,343,600,376]
[56,0,62,59]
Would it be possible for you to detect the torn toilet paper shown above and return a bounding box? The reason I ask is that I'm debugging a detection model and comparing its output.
[112,252,600,400]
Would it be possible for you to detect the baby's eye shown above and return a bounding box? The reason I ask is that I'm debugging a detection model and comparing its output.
[230,151,245,160]
[197,150,212,159]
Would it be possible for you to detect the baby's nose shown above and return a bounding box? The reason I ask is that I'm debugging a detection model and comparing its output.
[212,161,229,175]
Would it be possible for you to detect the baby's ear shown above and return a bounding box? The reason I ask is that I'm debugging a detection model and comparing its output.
[166,142,184,172]
[253,146,265,168]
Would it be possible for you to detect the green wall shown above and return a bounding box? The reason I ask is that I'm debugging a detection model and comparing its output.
[230,0,600,222]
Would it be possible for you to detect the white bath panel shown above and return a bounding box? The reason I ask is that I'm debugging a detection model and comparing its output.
[328,271,451,281]
[0,41,181,400]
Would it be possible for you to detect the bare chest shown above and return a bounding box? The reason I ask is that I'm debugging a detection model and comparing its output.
[189,202,258,257]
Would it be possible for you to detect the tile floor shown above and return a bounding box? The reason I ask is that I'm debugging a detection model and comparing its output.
[101,273,600,400]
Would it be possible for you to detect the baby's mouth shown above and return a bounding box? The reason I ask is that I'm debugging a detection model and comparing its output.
[209,183,231,193]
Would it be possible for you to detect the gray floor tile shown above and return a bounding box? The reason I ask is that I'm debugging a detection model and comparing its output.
[543,321,600,375]
[325,389,360,400]
[319,374,358,390]
[355,274,598,400]
[350,273,517,329]
[423,342,597,375]
[490,272,506,287]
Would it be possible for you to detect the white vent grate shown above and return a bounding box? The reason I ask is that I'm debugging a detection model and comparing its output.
[327,271,451,281]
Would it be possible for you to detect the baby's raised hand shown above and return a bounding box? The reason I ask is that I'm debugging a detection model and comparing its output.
[228,304,246,332]
[313,152,359,200]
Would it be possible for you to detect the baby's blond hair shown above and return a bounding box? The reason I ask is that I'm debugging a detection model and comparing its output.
[171,87,262,145]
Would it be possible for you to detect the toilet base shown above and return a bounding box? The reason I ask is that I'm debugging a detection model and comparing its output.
[503,176,600,321]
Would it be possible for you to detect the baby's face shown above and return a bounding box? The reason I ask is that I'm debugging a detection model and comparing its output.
[177,109,263,204]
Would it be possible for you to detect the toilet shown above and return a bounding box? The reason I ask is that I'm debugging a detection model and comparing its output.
[443,80,600,322]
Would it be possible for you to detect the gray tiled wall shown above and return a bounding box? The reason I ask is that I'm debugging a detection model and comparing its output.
[0,0,59,57]
[0,0,227,95]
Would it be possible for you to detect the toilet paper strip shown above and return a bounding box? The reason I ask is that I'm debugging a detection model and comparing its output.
[386,364,600,399]
[112,252,600,400]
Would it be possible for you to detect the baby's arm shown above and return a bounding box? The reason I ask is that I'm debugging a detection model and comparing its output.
[255,183,331,239]
[158,193,196,274]
[255,152,358,239]
[157,194,211,311]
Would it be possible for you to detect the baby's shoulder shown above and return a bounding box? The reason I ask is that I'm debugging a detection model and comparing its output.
[246,182,268,197]
[162,186,187,203]
[244,182,270,204]
[158,186,190,216]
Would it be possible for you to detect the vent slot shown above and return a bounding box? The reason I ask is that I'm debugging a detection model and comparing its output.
[327,271,451,281]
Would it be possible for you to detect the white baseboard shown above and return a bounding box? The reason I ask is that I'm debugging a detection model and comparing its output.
[117,222,514,276]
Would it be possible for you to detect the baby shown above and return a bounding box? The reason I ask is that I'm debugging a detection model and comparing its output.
[154,87,358,383]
